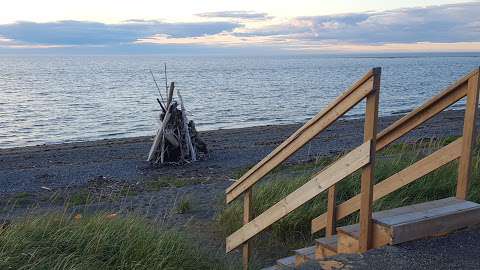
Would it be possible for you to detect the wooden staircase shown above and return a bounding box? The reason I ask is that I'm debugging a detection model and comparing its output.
[268,197,480,269]
[224,67,480,270]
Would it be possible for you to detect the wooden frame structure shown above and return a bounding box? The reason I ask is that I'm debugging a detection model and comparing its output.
[225,68,382,268]
[225,67,480,269]
[311,67,480,234]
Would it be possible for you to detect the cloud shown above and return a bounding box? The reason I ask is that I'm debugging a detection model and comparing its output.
[238,2,480,44]
[0,20,241,46]
[0,2,479,53]
[196,10,271,20]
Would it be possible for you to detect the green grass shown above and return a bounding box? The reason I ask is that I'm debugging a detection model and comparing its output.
[144,176,204,191]
[0,213,233,270]
[176,197,192,214]
[217,137,480,245]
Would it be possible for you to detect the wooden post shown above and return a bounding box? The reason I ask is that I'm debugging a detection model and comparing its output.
[359,67,381,252]
[456,69,480,199]
[243,188,253,270]
[325,185,337,237]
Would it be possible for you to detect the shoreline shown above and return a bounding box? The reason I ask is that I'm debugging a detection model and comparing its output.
[0,109,472,197]
[0,105,466,152]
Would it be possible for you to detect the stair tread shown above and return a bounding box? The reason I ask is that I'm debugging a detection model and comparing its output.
[337,223,360,238]
[294,245,316,257]
[276,255,296,267]
[337,198,480,239]
[316,235,338,252]
[374,197,480,226]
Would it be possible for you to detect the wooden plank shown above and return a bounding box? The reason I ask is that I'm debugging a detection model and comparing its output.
[311,137,463,234]
[373,197,466,221]
[294,246,316,267]
[457,68,480,199]
[225,69,377,203]
[242,188,252,270]
[359,70,381,252]
[316,235,338,252]
[276,255,296,268]
[337,223,391,249]
[315,246,337,260]
[390,205,480,245]
[376,199,479,226]
[325,185,337,237]
[375,69,477,151]
[226,141,372,252]
[337,231,358,254]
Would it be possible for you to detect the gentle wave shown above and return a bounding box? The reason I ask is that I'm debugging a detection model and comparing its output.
[0,54,478,149]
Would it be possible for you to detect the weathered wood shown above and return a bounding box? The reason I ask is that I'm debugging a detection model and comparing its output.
[374,198,479,226]
[226,141,372,252]
[457,68,480,199]
[276,255,296,268]
[294,246,316,267]
[311,137,463,234]
[359,69,380,252]
[375,69,477,151]
[177,89,197,162]
[387,201,480,245]
[336,223,391,254]
[226,69,377,204]
[147,102,174,161]
[315,235,338,259]
[315,245,337,260]
[242,188,252,270]
[166,82,175,107]
[325,185,337,237]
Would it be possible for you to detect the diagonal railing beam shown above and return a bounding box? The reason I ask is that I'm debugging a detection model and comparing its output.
[311,137,463,234]
[376,69,477,151]
[226,140,372,252]
[226,68,380,204]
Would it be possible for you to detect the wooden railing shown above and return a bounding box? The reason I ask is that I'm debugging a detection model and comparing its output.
[225,68,382,268]
[225,67,480,270]
[310,67,479,234]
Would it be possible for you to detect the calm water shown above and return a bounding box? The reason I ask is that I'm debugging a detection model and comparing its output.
[0,54,479,148]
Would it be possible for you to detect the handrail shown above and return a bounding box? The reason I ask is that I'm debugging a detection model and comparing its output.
[226,68,380,204]
[224,68,382,261]
[310,67,480,234]
[226,140,373,252]
[376,68,477,150]
[311,137,463,233]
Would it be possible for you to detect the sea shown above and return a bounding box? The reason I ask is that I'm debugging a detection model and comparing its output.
[0,53,479,149]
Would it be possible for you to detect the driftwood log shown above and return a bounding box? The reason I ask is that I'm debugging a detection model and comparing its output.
[148,82,207,164]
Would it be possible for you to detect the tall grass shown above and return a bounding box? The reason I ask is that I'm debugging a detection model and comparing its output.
[217,137,480,243]
[0,213,233,270]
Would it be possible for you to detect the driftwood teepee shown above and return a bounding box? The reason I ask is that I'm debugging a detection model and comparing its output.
[147,71,207,164]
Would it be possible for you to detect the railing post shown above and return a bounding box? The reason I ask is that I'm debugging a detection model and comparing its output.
[242,188,253,270]
[325,185,337,237]
[359,67,381,252]
[456,68,480,199]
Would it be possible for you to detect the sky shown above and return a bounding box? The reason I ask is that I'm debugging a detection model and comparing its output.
[0,0,479,54]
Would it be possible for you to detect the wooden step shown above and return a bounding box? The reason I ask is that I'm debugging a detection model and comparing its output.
[336,222,390,253]
[276,255,296,269]
[293,246,315,266]
[315,235,338,258]
[373,197,480,245]
[337,197,480,253]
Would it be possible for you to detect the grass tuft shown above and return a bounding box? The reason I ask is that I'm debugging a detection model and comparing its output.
[0,213,232,270]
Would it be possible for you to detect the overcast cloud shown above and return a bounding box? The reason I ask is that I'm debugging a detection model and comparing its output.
[0,2,479,53]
